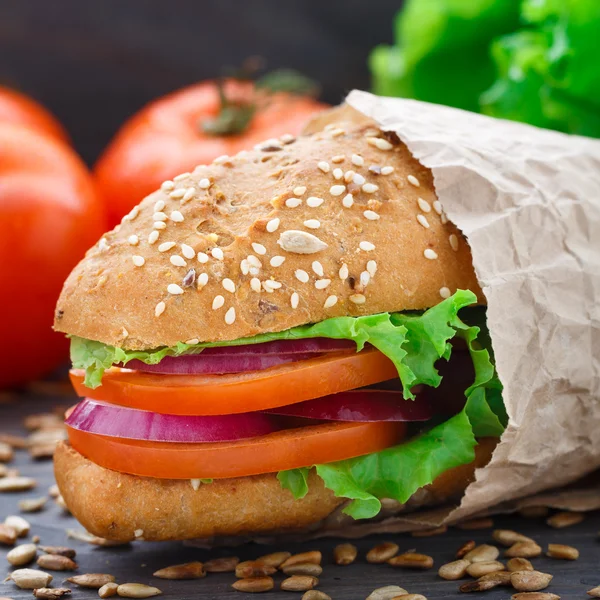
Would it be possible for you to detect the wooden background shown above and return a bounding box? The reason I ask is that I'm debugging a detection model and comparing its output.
[0,0,400,164]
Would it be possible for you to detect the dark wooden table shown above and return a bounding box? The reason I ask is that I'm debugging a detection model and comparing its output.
[1,394,599,599]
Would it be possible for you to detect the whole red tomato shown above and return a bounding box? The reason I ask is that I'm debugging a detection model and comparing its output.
[95,79,328,226]
[0,85,68,142]
[0,123,106,387]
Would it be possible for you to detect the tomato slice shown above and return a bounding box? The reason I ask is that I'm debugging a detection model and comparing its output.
[67,420,406,479]
[70,348,398,415]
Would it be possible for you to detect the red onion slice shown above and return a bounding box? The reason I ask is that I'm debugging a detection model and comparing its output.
[66,398,282,443]
[264,390,433,422]
[198,338,356,356]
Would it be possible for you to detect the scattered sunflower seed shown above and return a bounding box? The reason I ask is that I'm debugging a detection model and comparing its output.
[456,540,476,559]
[388,552,434,569]
[0,476,36,493]
[411,525,448,537]
[546,511,584,528]
[546,543,579,560]
[98,582,119,598]
[54,494,69,513]
[511,570,553,592]
[280,551,322,569]
[5,569,53,589]
[255,551,291,568]
[460,571,512,591]
[29,444,58,460]
[153,562,205,579]
[48,484,59,498]
[282,563,323,577]
[493,530,534,547]
[32,589,71,599]
[391,595,428,600]
[235,560,277,578]
[66,529,129,547]
[0,464,6,477]
[0,442,13,462]
[6,543,37,566]
[512,594,560,600]
[505,541,543,558]
[67,574,116,589]
[24,414,63,430]
[438,559,470,580]
[466,561,505,578]
[19,497,48,513]
[455,518,494,530]
[231,576,274,593]
[333,543,357,565]
[0,523,17,545]
[463,544,500,563]
[367,542,399,564]
[588,587,600,598]
[37,554,77,571]
[39,546,76,559]
[366,586,409,600]
[507,558,534,572]
[204,556,239,572]
[116,583,162,598]
[302,591,331,600]
[281,575,319,592]
[0,433,28,449]
[4,515,30,537]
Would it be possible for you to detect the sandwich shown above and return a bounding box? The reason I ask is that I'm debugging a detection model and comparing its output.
[53,111,505,541]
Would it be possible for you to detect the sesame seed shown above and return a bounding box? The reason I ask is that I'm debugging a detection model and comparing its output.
[128,235,139,245]
[417,214,430,228]
[127,206,140,221]
[367,260,377,276]
[293,186,307,196]
[181,244,195,259]
[315,278,331,289]
[291,292,299,309]
[324,124,336,131]
[154,200,165,212]
[224,307,236,325]
[304,219,321,229]
[213,154,230,164]
[240,259,250,275]
[252,242,267,255]
[307,196,324,208]
[330,128,345,137]
[132,255,145,267]
[424,248,438,260]
[330,185,346,197]
[161,181,175,191]
[222,278,236,293]
[153,221,167,231]
[441,212,449,224]
[285,197,302,208]
[197,252,209,263]
[369,165,382,175]
[270,255,286,267]
[333,168,344,180]
[168,283,184,295]
[266,218,280,232]
[449,234,459,251]
[98,238,109,250]
[375,137,393,150]
[198,178,211,189]
[247,254,261,268]
[359,241,375,252]
[439,286,451,299]
[360,271,370,286]
[351,154,364,167]
[169,189,185,199]
[364,210,380,221]
[342,194,354,208]
[249,266,260,276]
[174,172,190,182]
[407,174,420,187]
[362,183,378,194]
[350,294,366,304]
[324,295,338,308]
[331,154,345,163]
[250,278,261,293]
[197,272,209,288]
[182,187,195,203]
[170,210,184,222]
[185,338,199,345]
[170,255,187,267]
[381,166,394,175]
[280,133,295,144]
[344,170,355,183]
[351,173,366,187]
[155,301,166,317]
[212,295,225,309]
[263,280,282,291]
[339,263,349,280]
[418,198,431,213]
[148,231,160,244]
[295,269,309,283]
[318,161,330,173]
[211,247,224,260]
[158,241,176,252]
[433,200,443,215]
[312,261,324,277]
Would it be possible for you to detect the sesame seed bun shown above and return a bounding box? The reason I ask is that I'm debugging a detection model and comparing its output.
[54,439,496,541]
[54,115,481,349]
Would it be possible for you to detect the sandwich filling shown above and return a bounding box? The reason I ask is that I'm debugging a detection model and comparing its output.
[67,289,505,519]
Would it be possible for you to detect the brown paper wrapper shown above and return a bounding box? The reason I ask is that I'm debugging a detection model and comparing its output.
[188,92,600,545]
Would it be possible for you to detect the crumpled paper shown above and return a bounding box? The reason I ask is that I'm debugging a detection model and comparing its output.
[188,92,600,545]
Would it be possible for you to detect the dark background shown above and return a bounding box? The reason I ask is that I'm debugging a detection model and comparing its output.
[0,0,401,164]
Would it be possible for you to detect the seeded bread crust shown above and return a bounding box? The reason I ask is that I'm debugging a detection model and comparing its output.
[54,116,481,350]
[54,439,496,541]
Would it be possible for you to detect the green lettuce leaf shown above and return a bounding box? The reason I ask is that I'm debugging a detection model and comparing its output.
[71,289,478,394]
[277,468,310,499]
